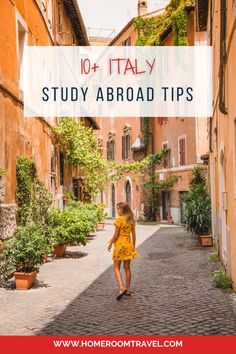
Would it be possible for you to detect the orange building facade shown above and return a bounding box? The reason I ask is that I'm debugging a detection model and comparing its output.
[95,1,209,222]
[207,0,236,291]
[0,0,97,239]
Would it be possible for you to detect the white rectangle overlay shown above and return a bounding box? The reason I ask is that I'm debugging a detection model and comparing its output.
[22,46,212,118]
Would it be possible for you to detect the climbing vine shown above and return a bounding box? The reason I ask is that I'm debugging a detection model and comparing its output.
[143,175,178,192]
[143,174,178,221]
[143,117,149,147]
[109,148,168,182]
[134,0,193,46]
[54,118,168,198]
[16,156,51,225]
[53,118,110,200]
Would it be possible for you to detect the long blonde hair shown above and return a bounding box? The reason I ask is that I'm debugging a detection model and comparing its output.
[117,202,135,227]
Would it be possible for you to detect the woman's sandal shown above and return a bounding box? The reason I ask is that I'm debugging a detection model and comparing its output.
[116,288,127,301]
[124,290,131,296]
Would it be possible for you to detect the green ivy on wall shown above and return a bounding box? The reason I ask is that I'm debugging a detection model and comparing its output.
[54,119,169,198]
[16,156,51,225]
[143,117,149,147]
[134,0,192,46]
[53,118,110,200]
[143,174,178,221]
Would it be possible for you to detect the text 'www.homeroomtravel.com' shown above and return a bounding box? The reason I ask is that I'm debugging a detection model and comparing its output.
[53,340,183,349]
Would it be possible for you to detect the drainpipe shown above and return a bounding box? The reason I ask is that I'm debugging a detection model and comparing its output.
[209,0,213,153]
[219,0,227,115]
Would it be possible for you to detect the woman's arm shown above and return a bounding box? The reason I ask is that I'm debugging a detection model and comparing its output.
[108,226,120,251]
[131,225,136,248]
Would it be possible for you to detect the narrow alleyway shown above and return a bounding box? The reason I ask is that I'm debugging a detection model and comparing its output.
[1,224,236,335]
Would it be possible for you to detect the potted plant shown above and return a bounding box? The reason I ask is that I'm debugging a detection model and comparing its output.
[181,168,212,246]
[96,204,106,230]
[167,215,173,224]
[48,206,89,257]
[47,208,69,257]
[0,222,50,290]
[63,192,74,202]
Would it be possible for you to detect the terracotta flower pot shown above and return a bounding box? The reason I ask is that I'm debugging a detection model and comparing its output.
[14,270,37,290]
[96,222,105,231]
[156,214,161,222]
[167,216,173,224]
[200,235,213,247]
[42,253,48,263]
[53,244,67,257]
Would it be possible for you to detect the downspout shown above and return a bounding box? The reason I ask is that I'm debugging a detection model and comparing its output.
[219,0,227,115]
[209,0,213,153]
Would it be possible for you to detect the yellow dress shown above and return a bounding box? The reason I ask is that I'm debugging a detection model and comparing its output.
[112,216,139,261]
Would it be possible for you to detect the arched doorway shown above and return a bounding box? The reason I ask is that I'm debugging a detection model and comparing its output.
[125,180,131,206]
[111,184,116,217]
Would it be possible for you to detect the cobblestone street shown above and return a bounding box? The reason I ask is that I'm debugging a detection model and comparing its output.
[1,223,236,335]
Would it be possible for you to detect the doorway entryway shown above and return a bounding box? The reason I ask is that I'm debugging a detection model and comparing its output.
[162,191,170,220]
[125,180,131,206]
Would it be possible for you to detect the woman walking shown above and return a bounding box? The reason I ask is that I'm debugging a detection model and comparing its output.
[108,202,138,300]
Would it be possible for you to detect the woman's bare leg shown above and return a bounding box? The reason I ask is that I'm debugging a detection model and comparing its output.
[123,260,131,291]
[114,260,125,290]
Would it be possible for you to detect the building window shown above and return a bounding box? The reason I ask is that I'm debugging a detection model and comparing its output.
[122,134,131,160]
[16,13,27,90]
[162,142,170,168]
[123,36,131,46]
[179,137,186,166]
[17,22,26,72]
[125,180,131,206]
[60,152,64,186]
[107,139,115,160]
[50,146,56,194]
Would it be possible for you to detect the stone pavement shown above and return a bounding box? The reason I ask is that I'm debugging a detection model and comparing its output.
[0,221,158,335]
[1,223,236,335]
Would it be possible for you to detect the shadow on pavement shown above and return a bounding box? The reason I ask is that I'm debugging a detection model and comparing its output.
[38,227,236,336]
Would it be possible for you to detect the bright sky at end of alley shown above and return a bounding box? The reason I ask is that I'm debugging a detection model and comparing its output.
[78,0,170,37]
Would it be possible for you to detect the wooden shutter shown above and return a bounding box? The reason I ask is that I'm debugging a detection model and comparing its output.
[179,138,186,166]
[127,134,131,158]
[59,152,64,186]
[107,141,110,160]
[111,140,115,160]
[122,136,125,159]
[182,138,186,165]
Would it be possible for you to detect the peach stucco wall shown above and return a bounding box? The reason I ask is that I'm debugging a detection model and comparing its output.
[210,0,236,290]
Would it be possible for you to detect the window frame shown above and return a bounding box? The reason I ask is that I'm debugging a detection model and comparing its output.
[122,133,131,160]
[178,135,187,166]
[162,141,170,168]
